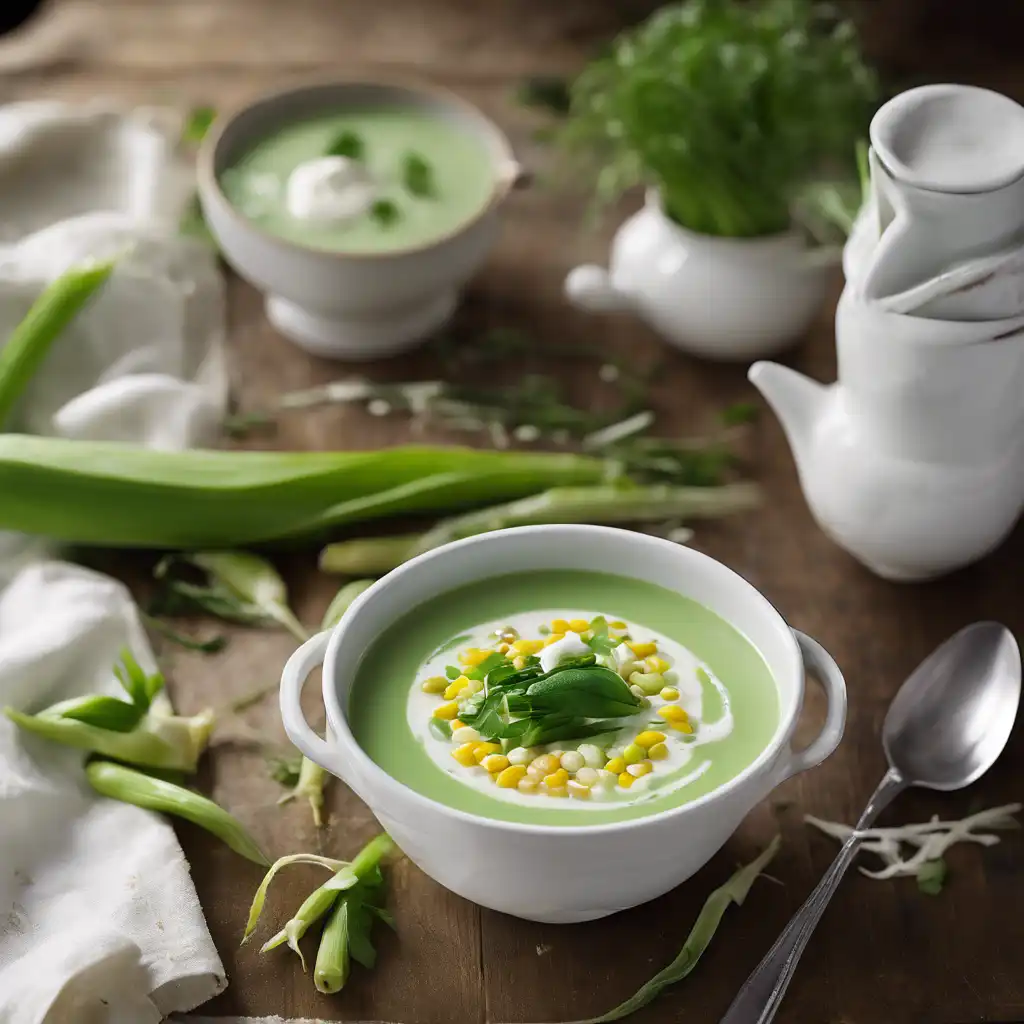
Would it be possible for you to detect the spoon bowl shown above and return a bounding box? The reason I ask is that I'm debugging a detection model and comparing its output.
[884,621,1021,790]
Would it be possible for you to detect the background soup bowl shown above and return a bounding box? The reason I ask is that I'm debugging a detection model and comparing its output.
[281,525,846,923]
[198,79,520,361]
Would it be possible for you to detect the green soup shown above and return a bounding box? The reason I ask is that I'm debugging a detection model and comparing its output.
[349,571,779,826]
[220,107,495,253]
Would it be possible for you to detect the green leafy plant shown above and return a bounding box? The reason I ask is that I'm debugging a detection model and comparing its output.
[326,130,364,159]
[561,0,877,237]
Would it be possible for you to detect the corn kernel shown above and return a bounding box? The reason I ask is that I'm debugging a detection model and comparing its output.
[567,780,591,800]
[629,684,645,699]
[443,676,470,700]
[512,655,527,670]
[628,641,658,658]
[575,767,599,787]
[526,764,546,781]
[578,743,605,769]
[451,743,479,766]
[596,768,618,788]
[568,618,590,633]
[507,746,531,766]
[559,750,585,773]
[544,632,566,647]
[517,777,539,794]
[530,754,561,775]
[496,642,511,654]
[609,620,627,630]
[450,719,464,730]
[604,756,627,774]
[618,772,635,789]
[551,618,571,633]
[547,785,568,798]
[473,742,502,762]
[452,726,481,745]
[544,768,569,789]
[672,720,695,734]
[462,647,494,667]
[648,741,669,760]
[434,701,459,720]
[496,764,527,787]
[635,730,666,749]
[646,656,671,674]
[512,639,544,655]
[629,671,664,696]
[420,675,448,694]
[482,754,510,774]
[623,743,645,764]
[658,705,689,724]
[627,760,653,777]
[660,686,680,701]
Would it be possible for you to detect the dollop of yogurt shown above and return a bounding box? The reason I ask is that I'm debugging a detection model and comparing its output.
[284,156,376,224]
[539,632,592,673]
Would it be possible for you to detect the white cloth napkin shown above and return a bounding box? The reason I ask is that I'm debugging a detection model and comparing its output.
[0,101,229,1022]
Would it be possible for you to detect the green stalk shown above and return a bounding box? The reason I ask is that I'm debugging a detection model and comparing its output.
[321,579,376,630]
[313,895,352,994]
[85,760,269,866]
[320,483,761,574]
[0,258,117,428]
[0,437,604,547]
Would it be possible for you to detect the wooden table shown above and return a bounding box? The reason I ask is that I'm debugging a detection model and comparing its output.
[16,2,1024,1021]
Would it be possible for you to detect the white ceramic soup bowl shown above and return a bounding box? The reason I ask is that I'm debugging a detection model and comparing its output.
[198,79,520,360]
[281,525,846,923]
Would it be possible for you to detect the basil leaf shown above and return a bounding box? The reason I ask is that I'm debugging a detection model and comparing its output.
[520,714,615,748]
[526,666,643,718]
[457,691,508,740]
[465,650,508,681]
[445,665,461,680]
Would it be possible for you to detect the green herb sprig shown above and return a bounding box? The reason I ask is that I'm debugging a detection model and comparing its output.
[402,152,436,197]
[326,130,365,160]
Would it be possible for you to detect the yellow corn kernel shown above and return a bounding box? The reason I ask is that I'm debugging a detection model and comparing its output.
[450,719,464,730]
[530,754,561,775]
[658,705,689,724]
[618,772,635,789]
[623,743,645,764]
[544,768,569,789]
[544,632,566,647]
[547,785,568,798]
[659,686,680,701]
[443,676,471,700]
[496,642,511,654]
[635,730,666,749]
[459,647,492,667]
[628,641,658,658]
[672,720,695,734]
[482,754,511,774]
[473,742,502,762]
[420,675,448,694]
[451,742,479,766]
[627,760,653,777]
[496,764,527,788]
[609,620,627,630]
[433,701,460,720]
[568,618,590,633]
[646,656,671,674]
[517,777,539,794]
[464,678,484,696]
[512,639,544,655]
[567,780,591,800]
[604,756,626,774]
[648,742,669,760]
[551,618,570,634]
[512,655,527,670]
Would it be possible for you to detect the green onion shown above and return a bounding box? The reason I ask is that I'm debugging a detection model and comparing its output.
[0,439,603,547]
[564,836,781,1022]
[320,483,760,574]
[0,259,116,429]
[243,852,348,943]
[85,760,269,866]
[182,105,216,146]
[314,895,353,993]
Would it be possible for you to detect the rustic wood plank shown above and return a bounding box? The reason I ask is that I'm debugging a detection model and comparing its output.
[14,0,1024,1021]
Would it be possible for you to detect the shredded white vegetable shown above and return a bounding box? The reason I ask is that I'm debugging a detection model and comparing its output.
[805,803,1021,880]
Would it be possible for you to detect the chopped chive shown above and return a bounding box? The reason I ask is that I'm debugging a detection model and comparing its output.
[402,152,435,198]
[326,130,364,160]
[370,198,400,227]
[182,105,216,146]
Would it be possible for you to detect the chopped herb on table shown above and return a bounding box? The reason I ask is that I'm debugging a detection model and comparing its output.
[370,198,400,226]
[402,151,436,197]
[181,105,217,146]
[326,129,365,159]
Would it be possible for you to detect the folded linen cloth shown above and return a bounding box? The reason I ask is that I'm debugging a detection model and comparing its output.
[0,101,229,1022]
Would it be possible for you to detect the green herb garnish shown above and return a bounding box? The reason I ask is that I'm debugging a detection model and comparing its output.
[402,152,436,198]
[370,198,400,227]
[429,718,453,742]
[916,858,947,896]
[182,105,216,146]
[326,130,365,160]
[268,753,303,788]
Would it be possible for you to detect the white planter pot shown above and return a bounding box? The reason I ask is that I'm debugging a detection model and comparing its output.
[565,192,833,361]
[280,525,846,923]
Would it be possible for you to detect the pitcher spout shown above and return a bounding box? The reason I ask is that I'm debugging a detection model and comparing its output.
[748,361,827,468]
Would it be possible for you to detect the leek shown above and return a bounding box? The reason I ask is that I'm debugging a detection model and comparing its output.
[0,437,605,547]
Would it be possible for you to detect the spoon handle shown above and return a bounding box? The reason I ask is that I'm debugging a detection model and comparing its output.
[718,768,906,1024]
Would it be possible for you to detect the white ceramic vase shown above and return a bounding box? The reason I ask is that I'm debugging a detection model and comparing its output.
[564,191,833,361]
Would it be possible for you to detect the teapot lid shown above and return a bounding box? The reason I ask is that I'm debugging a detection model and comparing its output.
[871,84,1024,194]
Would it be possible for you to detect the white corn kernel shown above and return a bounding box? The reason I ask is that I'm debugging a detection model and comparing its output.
[631,774,652,791]
[507,746,532,766]
[577,743,605,769]
[630,684,645,698]
[574,767,599,787]
[559,750,585,773]
[452,726,481,745]
[595,768,618,789]
[567,780,591,800]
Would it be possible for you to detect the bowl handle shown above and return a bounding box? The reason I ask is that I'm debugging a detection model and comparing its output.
[564,264,634,313]
[280,630,349,783]
[778,630,848,781]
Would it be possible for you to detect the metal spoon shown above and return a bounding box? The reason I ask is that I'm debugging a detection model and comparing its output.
[719,621,1021,1024]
